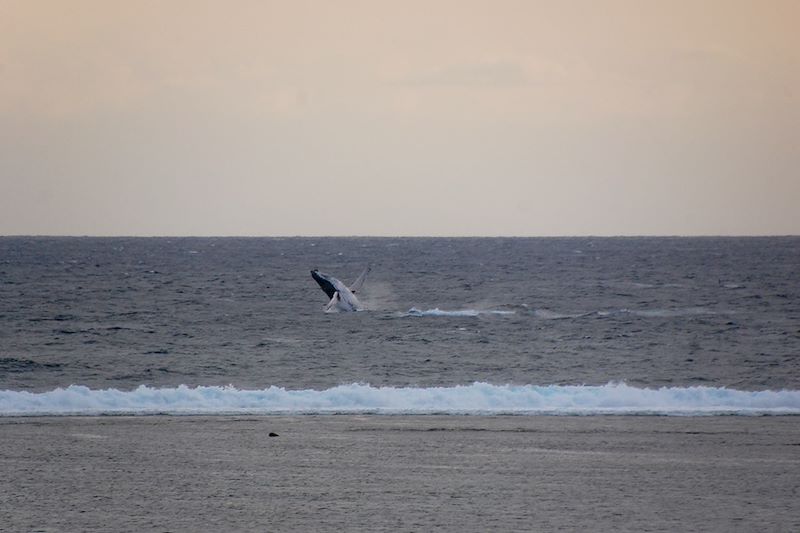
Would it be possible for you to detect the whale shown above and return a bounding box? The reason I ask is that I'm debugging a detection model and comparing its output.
[311,267,370,312]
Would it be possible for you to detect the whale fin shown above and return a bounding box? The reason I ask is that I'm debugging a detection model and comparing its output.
[324,291,341,312]
[349,266,370,294]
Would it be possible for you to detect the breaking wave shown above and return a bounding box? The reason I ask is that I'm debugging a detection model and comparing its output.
[1,383,799,417]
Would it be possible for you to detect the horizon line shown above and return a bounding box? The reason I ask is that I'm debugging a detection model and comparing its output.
[2,234,798,239]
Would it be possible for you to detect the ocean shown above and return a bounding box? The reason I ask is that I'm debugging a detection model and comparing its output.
[1,236,799,531]
[2,236,799,414]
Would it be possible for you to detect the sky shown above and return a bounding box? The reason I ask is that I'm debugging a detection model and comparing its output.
[1,0,798,236]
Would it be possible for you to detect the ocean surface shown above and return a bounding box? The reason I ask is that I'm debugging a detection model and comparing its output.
[1,236,799,416]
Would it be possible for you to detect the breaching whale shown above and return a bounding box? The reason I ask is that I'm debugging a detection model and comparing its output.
[311,267,370,312]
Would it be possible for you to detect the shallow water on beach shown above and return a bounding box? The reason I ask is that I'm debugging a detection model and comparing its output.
[1,415,798,532]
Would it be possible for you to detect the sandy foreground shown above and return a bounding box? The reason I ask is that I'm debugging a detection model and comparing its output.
[1,415,798,532]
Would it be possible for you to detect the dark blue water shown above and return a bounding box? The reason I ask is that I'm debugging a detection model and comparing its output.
[1,237,798,415]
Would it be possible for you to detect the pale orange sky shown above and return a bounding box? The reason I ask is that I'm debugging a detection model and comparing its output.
[1,0,798,235]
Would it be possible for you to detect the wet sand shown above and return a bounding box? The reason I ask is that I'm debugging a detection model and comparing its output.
[1,415,798,532]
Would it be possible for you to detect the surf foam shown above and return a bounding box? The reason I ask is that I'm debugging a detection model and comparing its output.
[404,308,516,317]
[2,383,799,416]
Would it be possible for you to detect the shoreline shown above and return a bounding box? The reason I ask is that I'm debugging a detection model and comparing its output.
[2,415,798,531]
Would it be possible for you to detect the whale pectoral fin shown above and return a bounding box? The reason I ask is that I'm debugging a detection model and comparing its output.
[324,291,340,312]
[349,266,370,294]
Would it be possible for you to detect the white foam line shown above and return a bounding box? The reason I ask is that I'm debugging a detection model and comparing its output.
[1,383,799,417]
[404,308,516,317]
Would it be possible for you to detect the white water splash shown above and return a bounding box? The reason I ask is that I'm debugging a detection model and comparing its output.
[2,383,799,416]
[403,308,516,317]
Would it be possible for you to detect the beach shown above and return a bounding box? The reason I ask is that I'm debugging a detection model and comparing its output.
[2,415,798,532]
